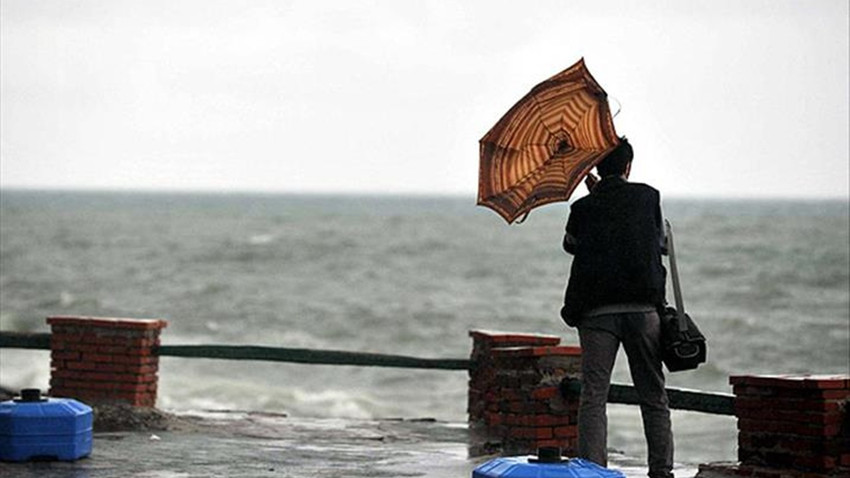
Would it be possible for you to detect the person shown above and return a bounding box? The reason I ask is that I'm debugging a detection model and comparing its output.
[560,138,674,478]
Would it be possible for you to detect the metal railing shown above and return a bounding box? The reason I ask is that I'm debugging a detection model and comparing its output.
[0,331,733,415]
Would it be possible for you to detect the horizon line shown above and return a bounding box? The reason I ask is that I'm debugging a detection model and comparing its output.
[1,185,848,202]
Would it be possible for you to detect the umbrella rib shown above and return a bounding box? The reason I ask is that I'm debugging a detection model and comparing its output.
[529,93,559,138]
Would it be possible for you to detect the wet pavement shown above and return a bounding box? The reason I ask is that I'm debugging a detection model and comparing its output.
[0,411,698,477]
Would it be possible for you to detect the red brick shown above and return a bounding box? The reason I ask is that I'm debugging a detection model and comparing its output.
[114,392,145,403]
[51,350,81,361]
[50,326,83,335]
[91,336,157,347]
[96,345,130,354]
[738,418,842,437]
[495,389,523,401]
[111,355,158,365]
[739,433,847,461]
[77,380,116,391]
[504,414,527,427]
[67,344,99,353]
[734,408,843,426]
[81,353,116,363]
[492,346,581,359]
[110,382,149,393]
[93,362,128,372]
[794,455,836,471]
[66,361,98,371]
[485,412,503,426]
[50,338,70,351]
[56,380,95,391]
[735,397,843,413]
[51,369,80,380]
[530,387,559,400]
[51,332,86,343]
[508,427,553,440]
[554,425,578,438]
[506,401,550,414]
[134,364,159,374]
[512,414,572,427]
[819,390,850,399]
[53,371,98,382]
[80,334,107,345]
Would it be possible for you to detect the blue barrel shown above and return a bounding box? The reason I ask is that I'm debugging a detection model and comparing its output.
[0,389,93,462]
[473,448,626,478]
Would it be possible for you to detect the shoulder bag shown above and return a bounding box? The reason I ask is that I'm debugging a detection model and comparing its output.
[660,220,707,372]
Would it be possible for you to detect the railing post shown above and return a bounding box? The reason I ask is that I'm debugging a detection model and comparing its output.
[47,316,168,407]
[468,330,581,456]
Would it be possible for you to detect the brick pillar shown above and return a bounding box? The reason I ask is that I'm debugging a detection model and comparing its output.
[468,330,581,457]
[699,374,850,478]
[47,316,168,407]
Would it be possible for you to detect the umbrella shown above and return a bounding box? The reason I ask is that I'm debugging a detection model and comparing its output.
[478,58,620,223]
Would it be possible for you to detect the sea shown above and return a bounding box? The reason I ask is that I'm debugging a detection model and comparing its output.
[1,190,848,467]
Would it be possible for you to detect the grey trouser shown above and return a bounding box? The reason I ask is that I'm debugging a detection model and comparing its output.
[577,310,674,478]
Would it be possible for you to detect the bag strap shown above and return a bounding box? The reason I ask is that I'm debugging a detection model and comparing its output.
[664,220,688,333]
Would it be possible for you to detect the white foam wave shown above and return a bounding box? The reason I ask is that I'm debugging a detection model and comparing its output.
[248,234,276,245]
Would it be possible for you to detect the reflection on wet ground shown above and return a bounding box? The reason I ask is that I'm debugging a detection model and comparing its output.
[0,411,698,478]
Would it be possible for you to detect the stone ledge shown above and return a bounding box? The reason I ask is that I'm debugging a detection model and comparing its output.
[730,375,850,390]
[48,316,169,330]
[469,329,561,346]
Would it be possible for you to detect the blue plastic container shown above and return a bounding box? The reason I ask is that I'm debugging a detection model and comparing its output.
[473,454,626,478]
[0,389,92,462]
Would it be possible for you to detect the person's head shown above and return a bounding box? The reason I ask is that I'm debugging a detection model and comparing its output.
[596,137,633,178]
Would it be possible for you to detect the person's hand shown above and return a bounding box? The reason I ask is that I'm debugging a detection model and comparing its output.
[584,173,599,192]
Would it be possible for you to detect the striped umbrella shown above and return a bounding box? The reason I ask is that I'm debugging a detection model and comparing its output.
[478,58,620,223]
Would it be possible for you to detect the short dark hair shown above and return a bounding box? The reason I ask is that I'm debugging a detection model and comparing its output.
[596,138,633,177]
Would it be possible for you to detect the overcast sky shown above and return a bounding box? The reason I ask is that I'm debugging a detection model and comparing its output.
[1,0,848,198]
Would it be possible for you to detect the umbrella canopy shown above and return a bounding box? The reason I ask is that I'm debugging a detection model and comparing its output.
[478,58,620,223]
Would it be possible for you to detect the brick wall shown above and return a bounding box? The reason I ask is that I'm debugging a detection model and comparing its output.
[47,316,168,407]
[699,374,850,478]
[468,330,581,456]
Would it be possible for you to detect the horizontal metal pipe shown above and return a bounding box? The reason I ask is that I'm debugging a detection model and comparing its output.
[0,331,735,415]
[0,332,50,349]
[156,344,472,370]
[560,378,735,416]
[0,332,470,370]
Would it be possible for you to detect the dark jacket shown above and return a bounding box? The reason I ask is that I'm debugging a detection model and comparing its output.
[561,176,667,326]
